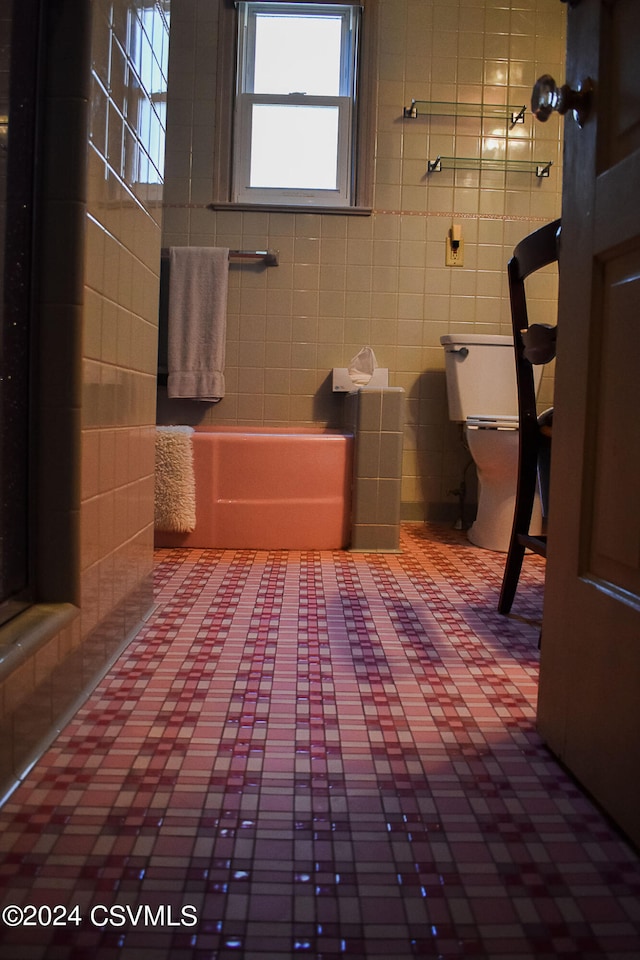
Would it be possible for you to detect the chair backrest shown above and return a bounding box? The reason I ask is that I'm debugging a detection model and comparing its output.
[511,218,561,285]
[508,219,561,435]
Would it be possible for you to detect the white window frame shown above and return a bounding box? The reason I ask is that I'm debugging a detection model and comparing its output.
[232,1,361,208]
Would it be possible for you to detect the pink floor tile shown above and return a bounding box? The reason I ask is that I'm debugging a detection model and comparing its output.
[0,524,638,959]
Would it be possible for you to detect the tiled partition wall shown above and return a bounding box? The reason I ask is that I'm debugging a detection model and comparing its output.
[160,0,565,522]
[346,387,406,551]
[0,0,169,795]
[81,0,169,639]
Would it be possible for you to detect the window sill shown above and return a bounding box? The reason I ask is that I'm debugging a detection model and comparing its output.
[207,202,373,217]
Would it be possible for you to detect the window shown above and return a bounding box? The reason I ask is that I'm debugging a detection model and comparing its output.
[90,2,169,187]
[233,2,359,207]
[127,3,170,184]
[213,0,376,213]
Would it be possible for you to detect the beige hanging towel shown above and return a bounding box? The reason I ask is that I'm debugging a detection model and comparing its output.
[167,246,229,401]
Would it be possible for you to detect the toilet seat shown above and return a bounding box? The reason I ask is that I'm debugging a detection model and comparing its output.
[466,415,518,431]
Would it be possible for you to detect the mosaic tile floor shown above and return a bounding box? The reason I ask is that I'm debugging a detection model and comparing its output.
[0,524,638,960]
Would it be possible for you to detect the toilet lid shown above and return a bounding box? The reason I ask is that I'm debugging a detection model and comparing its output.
[466,415,519,430]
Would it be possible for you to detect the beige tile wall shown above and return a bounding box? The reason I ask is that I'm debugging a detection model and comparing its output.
[161,0,565,520]
[0,0,169,791]
[81,0,169,636]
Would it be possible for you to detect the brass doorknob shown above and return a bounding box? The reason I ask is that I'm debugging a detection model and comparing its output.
[531,74,593,127]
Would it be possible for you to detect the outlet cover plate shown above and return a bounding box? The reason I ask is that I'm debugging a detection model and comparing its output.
[445,238,464,266]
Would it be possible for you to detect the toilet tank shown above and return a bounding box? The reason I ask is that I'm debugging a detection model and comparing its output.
[440,333,542,421]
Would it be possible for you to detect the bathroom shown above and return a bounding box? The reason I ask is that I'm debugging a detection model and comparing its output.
[157,1,561,510]
[2,1,639,957]
[0,0,569,860]
[156,0,562,550]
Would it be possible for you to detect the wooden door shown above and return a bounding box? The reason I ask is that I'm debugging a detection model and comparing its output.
[537,0,640,848]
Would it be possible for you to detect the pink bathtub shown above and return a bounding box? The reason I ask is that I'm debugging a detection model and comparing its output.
[155,426,353,550]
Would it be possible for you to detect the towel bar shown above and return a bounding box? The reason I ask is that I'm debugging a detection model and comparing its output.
[230,249,278,266]
[161,247,278,266]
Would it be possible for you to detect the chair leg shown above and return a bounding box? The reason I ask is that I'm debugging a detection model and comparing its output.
[498,538,527,614]
[498,424,540,615]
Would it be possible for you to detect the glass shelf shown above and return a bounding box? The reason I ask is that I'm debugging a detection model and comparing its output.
[427,156,553,178]
[404,100,527,125]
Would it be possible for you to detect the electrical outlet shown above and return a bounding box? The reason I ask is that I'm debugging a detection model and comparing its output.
[446,237,464,266]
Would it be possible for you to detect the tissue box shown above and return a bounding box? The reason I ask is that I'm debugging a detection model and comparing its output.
[332,368,389,393]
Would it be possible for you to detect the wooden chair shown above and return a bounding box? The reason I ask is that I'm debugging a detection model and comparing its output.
[498,219,561,615]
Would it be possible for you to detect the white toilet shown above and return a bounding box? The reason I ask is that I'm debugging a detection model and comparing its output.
[440,333,543,552]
